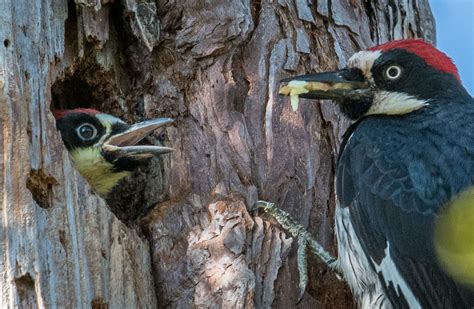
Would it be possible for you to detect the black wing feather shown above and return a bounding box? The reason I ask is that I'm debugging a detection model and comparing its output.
[337,101,474,308]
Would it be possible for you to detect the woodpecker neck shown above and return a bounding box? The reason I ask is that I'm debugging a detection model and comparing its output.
[70,147,130,196]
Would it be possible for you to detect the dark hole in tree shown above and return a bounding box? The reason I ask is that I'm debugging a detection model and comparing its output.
[51,77,95,110]
[91,297,109,309]
[26,169,58,209]
[15,274,37,308]
[48,0,170,225]
[52,1,119,113]
[59,230,67,249]
[4,39,10,48]
[65,0,79,59]
[50,65,169,224]
[50,61,119,113]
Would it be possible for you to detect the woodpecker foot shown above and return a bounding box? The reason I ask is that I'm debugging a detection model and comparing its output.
[256,200,338,303]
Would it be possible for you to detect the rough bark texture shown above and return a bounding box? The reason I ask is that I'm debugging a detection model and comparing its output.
[0,0,434,308]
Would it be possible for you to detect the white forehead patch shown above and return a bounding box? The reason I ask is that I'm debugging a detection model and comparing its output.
[94,113,127,146]
[367,91,428,116]
[96,113,126,126]
[347,50,382,80]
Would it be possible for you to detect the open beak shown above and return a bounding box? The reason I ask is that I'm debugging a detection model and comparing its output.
[279,68,372,110]
[102,118,174,161]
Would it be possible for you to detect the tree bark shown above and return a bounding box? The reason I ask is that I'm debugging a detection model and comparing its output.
[0,0,435,308]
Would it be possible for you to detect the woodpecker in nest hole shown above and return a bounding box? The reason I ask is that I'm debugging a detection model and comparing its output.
[54,108,173,197]
[271,39,474,307]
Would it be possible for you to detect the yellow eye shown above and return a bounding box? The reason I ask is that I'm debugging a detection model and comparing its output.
[76,123,98,141]
[385,65,402,80]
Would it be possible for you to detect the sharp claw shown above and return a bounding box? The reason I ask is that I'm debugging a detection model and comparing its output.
[296,237,309,304]
[255,200,274,209]
[256,200,341,304]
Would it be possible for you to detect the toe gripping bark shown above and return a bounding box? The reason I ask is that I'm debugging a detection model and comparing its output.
[255,201,340,303]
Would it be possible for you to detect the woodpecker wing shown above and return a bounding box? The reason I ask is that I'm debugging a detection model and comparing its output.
[337,100,474,307]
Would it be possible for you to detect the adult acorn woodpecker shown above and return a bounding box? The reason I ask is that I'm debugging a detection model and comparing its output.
[277,39,474,307]
[53,108,173,197]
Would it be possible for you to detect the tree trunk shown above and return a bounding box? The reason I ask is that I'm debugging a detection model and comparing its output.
[0,0,435,308]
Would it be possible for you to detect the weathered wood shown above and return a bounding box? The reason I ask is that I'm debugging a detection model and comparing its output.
[0,1,156,308]
[0,0,435,307]
[143,1,435,307]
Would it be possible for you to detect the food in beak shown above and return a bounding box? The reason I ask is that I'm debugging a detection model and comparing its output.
[279,81,332,111]
[279,80,360,111]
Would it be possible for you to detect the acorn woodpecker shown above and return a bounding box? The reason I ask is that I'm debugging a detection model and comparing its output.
[278,39,474,307]
[54,108,173,196]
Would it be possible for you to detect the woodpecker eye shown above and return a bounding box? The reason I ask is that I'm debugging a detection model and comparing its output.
[76,123,98,141]
[385,65,402,80]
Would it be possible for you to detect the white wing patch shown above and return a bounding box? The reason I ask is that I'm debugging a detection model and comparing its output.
[335,206,391,308]
[372,242,422,309]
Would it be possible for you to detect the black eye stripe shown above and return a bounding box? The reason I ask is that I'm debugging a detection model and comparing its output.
[56,114,105,149]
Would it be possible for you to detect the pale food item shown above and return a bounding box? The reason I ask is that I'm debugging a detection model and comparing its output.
[279,80,333,111]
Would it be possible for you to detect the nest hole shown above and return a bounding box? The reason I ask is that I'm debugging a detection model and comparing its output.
[49,62,170,224]
[49,0,170,223]
[51,62,120,114]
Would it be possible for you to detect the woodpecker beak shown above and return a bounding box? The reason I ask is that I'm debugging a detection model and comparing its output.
[279,69,373,110]
[102,118,174,161]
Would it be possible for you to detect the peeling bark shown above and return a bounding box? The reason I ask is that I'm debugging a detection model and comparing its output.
[0,0,435,308]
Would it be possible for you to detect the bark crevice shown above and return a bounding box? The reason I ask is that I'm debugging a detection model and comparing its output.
[0,0,435,307]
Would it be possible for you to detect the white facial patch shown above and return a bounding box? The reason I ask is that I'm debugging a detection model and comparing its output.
[96,113,126,126]
[347,50,382,81]
[368,91,428,116]
[94,113,127,146]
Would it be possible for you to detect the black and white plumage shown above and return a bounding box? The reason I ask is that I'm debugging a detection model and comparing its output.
[336,101,474,308]
[54,109,174,196]
[280,39,474,307]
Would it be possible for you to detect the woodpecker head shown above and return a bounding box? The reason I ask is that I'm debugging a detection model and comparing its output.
[54,108,174,196]
[280,39,471,119]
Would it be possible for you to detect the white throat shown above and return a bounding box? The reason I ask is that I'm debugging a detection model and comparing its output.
[367,91,428,116]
